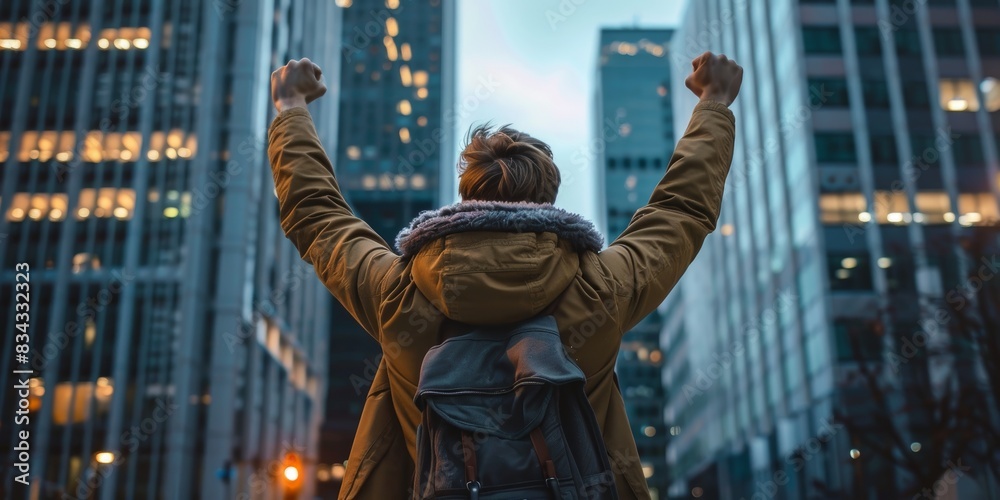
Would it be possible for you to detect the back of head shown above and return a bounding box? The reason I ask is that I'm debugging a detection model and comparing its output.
[458,124,560,204]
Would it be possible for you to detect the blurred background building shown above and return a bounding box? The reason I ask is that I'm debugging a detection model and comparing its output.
[0,0,340,498]
[664,0,1000,498]
[317,0,456,497]
[595,27,675,496]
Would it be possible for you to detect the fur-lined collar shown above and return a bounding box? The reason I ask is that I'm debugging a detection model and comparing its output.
[395,201,604,258]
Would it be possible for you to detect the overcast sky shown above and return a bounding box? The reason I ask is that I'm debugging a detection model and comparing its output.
[455,0,688,224]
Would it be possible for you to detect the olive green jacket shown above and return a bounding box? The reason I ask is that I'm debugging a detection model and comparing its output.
[266,100,736,499]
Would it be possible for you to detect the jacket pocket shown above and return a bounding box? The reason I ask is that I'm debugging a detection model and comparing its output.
[341,383,398,499]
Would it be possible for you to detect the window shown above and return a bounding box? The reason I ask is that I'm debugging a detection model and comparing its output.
[802,27,842,54]
[894,28,921,56]
[828,253,873,291]
[872,190,913,225]
[884,254,916,293]
[4,189,138,222]
[939,78,1000,112]
[983,78,1000,112]
[914,192,951,225]
[952,136,984,165]
[854,27,882,55]
[819,192,866,224]
[2,129,196,163]
[870,134,898,164]
[933,28,964,56]
[814,133,857,163]
[834,319,883,361]
[977,28,1000,55]
[903,81,930,109]
[0,22,154,52]
[956,192,999,225]
[862,79,891,108]
[808,78,850,107]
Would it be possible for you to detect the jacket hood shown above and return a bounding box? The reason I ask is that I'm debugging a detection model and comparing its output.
[395,201,604,325]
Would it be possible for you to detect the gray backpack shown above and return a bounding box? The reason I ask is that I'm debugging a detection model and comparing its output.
[412,316,619,499]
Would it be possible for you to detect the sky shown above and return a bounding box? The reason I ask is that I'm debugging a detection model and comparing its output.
[455,0,688,224]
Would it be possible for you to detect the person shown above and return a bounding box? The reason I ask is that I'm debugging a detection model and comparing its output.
[268,51,742,500]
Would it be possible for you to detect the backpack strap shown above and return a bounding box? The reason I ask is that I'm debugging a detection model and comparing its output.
[528,427,562,499]
[461,431,481,500]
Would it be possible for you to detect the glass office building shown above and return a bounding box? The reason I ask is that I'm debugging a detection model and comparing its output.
[665,0,1000,498]
[595,27,676,495]
[318,0,456,497]
[0,1,340,498]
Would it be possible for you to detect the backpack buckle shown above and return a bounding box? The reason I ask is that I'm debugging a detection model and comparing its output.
[466,480,481,500]
[545,476,561,498]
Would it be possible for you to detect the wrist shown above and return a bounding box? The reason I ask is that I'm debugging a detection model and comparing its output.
[699,93,732,107]
[276,96,308,113]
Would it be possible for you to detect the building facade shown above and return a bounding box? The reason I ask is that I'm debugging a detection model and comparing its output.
[0,0,340,498]
[665,0,1000,498]
[318,0,456,497]
[595,27,676,496]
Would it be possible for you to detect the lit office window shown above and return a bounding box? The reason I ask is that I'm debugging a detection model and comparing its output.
[3,188,136,221]
[0,129,196,163]
[818,191,995,226]
[51,380,114,425]
[982,78,1000,111]
[956,192,999,226]
[873,191,915,225]
[819,193,866,224]
[399,65,412,86]
[0,23,155,51]
[940,78,1000,112]
[412,70,429,87]
[914,192,952,225]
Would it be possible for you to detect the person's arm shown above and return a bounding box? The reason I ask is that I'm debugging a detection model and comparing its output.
[267,58,400,340]
[598,52,742,334]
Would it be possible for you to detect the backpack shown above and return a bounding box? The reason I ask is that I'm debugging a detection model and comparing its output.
[412,315,620,499]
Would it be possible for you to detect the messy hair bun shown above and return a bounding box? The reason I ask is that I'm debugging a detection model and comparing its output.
[458,123,560,204]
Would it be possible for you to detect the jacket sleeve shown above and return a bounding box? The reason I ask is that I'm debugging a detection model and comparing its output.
[598,99,736,334]
[267,106,400,341]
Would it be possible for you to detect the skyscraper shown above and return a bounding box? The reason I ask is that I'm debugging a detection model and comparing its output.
[317,0,456,497]
[0,1,340,498]
[665,0,1000,498]
[595,27,675,495]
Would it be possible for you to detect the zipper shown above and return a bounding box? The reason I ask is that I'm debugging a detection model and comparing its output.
[419,380,546,397]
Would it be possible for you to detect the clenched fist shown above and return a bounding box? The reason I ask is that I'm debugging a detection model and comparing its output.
[271,58,328,113]
[684,51,743,107]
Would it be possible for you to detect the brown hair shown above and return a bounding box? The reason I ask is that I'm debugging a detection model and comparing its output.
[458,124,560,204]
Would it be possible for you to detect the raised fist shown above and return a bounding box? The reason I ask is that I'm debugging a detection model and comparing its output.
[271,58,328,112]
[684,52,743,107]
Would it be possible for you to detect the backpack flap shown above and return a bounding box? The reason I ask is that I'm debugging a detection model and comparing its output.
[415,315,586,414]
